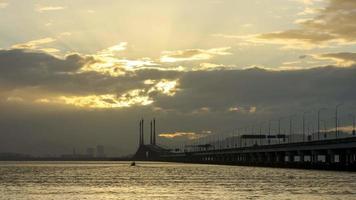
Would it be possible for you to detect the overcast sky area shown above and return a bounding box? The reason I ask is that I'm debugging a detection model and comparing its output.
[1,0,356,156]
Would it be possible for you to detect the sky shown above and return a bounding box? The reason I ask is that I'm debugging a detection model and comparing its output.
[1,0,356,156]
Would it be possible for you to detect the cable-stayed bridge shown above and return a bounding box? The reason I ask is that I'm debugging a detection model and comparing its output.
[133,117,356,171]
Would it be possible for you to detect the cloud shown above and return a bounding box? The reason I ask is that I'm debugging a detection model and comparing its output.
[192,63,237,71]
[2,48,355,112]
[36,6,65,12]
[148,79,179,96]
[2,46,356,113]
[159,132,198,139]
[12,37,56,49]
[154,66,356,114]
[60,91,153,109]
[48,79,179,109]
[82,42,158,76]
[228,106,257,113]
[0,49,96,93]
[291,0,322,5]
[257,0,356,49]
[316,52,356,66]
[257,30,335,49]
[159,130,212,140]
[160,47,231,63]
[1,44,356,156]
[98,42,127,57]
[298,7,319,15]
[0,49,183,109]
[11,37,59,53]
[0,1,8,8]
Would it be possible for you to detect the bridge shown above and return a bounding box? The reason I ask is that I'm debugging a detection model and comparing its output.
[133,118,356,171]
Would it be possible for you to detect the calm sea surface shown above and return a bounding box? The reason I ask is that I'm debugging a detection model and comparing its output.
[0,161,355,200]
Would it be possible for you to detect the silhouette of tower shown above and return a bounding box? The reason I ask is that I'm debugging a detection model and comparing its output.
[150,120,153,145]
[139,119,142,145]
[138,118,156,146]
[153,118,156,145]
[139,118,145,146]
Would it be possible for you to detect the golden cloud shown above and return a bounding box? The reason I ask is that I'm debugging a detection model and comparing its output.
[315,52,356,66]
[0,1,8,8]
[159,130,212,140]
[148,79,179,96]
[81,42,157,76]
[33,78,179,109]
[160,47,231,63]
[36,6,65,12]
[11,37,59,53]
[60,90,153,109]
[256,0,356,49]
[228,106,257,113]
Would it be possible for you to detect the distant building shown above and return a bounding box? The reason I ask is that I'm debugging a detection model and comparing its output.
[96,145,106,158]
[60,148,90,160]
[86,148,95,158]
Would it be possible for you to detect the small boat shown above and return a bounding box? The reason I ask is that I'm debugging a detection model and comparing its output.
[130,161,136,166]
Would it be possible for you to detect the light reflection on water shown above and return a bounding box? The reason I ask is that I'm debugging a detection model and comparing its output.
[0,161,356,200]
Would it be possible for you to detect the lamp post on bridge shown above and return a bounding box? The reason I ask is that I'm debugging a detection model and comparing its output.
[289,117,292,143]
[244,127,248,147]
[259,122,264,145]
[251,124,257,146]
[335,103,343,138]
[349,113,355,136]
[238,127,242,148]
[302,111,310,143]
[259,122,264,146]
[289,115,297,143]
[278,117,283,144]
[268,120,271,145]
[353,114,355,136]
[317,108,327,141]
[232,128,236,148]
[321,119,327,139]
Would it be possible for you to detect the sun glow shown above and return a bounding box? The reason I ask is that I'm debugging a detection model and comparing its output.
[60,90,153,108]
[55,79,179,108]
[149,79,179,96]
[159,132,197,139]
[80,42,157,76]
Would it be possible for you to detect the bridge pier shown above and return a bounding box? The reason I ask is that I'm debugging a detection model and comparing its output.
[276,152,285,164]
[339,149,350,166]
[303,150,312,162]
[252,153,259,163]
[285,151,295,163]
[326,150,335,164]
[297,151,304,163]
[311,150,319,163]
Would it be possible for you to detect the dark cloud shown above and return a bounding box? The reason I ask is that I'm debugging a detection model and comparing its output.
[0,49,355,156]
[299,55,308,59]
[0,49,86,73]
[0,49,95,93]
[0,49,181,96]
[154,67,356,113]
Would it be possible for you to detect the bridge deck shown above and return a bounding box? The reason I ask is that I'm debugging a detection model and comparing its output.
[162,137,356,157]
